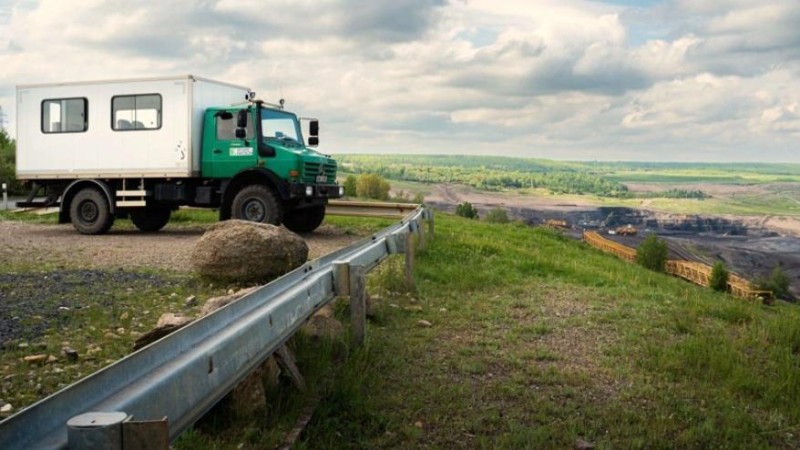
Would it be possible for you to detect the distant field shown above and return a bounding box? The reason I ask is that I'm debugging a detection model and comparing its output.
[339,155,800,216]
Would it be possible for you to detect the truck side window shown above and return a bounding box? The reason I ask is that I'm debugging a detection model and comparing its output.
[41,98,88,133]
[216,111,254,140]
[112,94,162,131]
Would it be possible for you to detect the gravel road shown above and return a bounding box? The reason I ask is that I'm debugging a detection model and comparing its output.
[0,221,362,271]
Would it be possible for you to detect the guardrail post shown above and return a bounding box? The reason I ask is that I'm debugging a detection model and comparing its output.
[427,208,435,239]
[332,261,350,297]
[405,231,415,291]
[67,411,129,450]
[418,218,427,250]
[349,265,367,346]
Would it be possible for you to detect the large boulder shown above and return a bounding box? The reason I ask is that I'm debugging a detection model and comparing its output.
[192,220,308,283]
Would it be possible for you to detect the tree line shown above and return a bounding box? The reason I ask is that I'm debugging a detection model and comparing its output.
[0,130,22,194]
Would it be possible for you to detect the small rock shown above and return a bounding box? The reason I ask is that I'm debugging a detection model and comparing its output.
[17,343,28,349]
[200,287,259,316]
[439,308,448,313]
[185,295,197,307]
[414,421,424,429]
[575,438,595,449]
[86,346,102,356]
[417,320,433,328]
[23,354,48,365]
[58,306,70,311]
[156,313,193,328]
[46,355,58,364]
[62,347,79,361]
[389,304,400,309]
[119,312,129,321]
[0,403,12,417]
[104,332,120,340]
[116,328,126,335]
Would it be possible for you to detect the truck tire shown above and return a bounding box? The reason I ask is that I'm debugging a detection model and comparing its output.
[70,187,114,235]
[130,207,171,232]
[283,205,326,233]
[231,185,283,225]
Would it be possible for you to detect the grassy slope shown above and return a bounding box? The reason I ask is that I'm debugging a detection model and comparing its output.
[296,214,800,449]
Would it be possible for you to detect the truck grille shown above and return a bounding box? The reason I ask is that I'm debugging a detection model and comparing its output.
[302,161,337,184]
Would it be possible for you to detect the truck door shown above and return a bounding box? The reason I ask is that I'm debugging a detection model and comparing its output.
[206,111,257,178]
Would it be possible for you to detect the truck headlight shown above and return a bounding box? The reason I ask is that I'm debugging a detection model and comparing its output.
[339,186,345,197]
[305,186,314,196]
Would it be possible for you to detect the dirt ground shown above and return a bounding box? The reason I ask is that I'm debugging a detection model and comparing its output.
[0,221,362,271]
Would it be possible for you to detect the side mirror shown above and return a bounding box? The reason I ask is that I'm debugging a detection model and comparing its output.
[308,137,319,146]
[236,109,248,128]
[235,128,247,139]
[309,120,319,136]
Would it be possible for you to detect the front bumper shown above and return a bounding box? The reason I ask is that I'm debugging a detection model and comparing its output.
[288,183,343,199]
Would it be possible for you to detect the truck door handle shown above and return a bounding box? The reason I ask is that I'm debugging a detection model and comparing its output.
[213,149,222,154]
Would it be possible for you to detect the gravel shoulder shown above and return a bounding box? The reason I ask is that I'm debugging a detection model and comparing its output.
[0,221,363,271]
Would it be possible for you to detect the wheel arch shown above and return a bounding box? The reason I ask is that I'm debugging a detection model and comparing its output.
[59,179,115,224]
[220,168,284,220]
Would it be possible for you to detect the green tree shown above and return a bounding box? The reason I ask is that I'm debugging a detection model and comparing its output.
[756,265,791,300]
[343,175,357,197]
[709,261,729,292]
[636,234,668,272]
[355,173,390,200]
[455,202,479,219]
[484,208,509,224]
[0,130,21,194]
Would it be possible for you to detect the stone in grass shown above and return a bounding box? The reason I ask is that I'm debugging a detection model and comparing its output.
[62,347,79,361]
[417,319,433,328]
[23,354,48,365]
[0,402,12,418]
[133,313,194,351]
[200,287,259,317]
[302,305,344,339]
[575,438,595,449]
[192,220,308,283]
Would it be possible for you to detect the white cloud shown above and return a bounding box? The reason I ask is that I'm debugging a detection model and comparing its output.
[0,0,798,161]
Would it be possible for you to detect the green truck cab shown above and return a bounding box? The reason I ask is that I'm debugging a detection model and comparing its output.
[202,101,342,233]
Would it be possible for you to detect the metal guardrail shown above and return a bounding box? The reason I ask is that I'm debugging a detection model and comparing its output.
[0,206,433,450]
[327,200,420,219]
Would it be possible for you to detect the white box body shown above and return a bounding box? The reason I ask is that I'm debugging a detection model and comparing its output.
[16,75,250,179]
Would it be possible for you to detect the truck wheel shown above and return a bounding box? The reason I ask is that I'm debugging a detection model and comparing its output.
[130,207,171,232]
[283,205,326,233]
[70,188,114,235]
[231,185,283,225]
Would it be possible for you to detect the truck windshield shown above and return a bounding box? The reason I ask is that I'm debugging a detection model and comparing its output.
[261,109,302,145]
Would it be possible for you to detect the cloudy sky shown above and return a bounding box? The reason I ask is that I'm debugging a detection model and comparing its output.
[0,0,798,162]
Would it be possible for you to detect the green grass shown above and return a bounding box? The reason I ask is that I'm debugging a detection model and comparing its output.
[297,214,800,448]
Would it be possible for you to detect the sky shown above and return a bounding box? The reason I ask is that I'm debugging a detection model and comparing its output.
[0,0,798,162]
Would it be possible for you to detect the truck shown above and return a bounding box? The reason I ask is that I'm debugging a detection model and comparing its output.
[15,75,343,234]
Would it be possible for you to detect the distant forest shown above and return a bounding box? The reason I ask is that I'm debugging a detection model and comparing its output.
[336,155,800,198]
